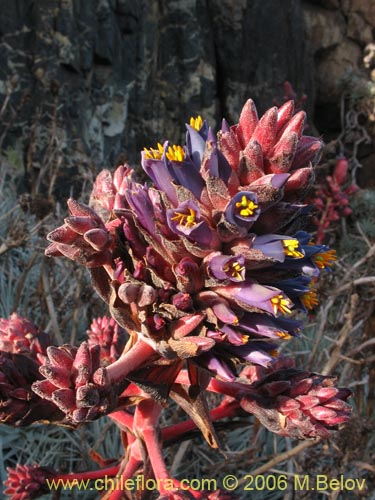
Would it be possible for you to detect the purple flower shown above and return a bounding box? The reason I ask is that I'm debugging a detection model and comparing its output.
[224,191,261,228]
[213,282,293,316]
[167,200,213,247]
[206,252,246,282]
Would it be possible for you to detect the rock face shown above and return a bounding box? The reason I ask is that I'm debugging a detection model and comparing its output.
[302,0,373,105]
[0,0,373,194]
[0,0,311,194]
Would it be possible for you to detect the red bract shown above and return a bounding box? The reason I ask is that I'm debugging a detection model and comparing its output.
[32,342,122,424]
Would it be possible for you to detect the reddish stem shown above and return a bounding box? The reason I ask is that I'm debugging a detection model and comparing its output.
[174,370,250,399]
[109,410,134,432]
[55,465,120,482]
[161,400,239,442]
[107,442,143,500]
[134,400,172,493]
[94,338,156,385]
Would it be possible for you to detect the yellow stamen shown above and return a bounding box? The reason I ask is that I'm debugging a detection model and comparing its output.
[171,208,197,227]
[301,287,319,310]
[313,249,337,269]
[232,317,239,326]
[270,294,293,315]
[235,195,259,217]
[223,261,245,281]
[282,239,304,258]
[269,349,279,358]
[143,142,164,160]
[189,115,203,131]
[166,144,185,162]
[276,331,292,340]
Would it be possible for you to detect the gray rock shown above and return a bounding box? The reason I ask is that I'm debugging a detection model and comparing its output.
[0,0,313,196]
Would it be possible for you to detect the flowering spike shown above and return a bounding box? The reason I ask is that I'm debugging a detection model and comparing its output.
[42,97,350,455]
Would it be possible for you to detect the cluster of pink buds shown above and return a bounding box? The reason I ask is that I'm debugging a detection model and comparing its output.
[1,97,352,500]
[0,313,51,363]
[309,156,358,243]
[86,316,127,366]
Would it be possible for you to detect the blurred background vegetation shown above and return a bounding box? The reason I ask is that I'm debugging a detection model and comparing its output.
[0,1,375,498]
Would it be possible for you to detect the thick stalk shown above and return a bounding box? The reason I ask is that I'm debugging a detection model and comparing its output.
[55,465,120,482]
[134,400,171,494]
[108,443,143,500]
[174,370,251,399]
[94,338,156,385]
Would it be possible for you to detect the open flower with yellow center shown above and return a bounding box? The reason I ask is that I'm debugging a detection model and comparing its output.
[235,195,259,217]
[171,208,197,228]
[270,294,293,315]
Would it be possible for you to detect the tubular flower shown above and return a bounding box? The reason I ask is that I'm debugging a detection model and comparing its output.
[4,464,56,500]
[44,98,346,421]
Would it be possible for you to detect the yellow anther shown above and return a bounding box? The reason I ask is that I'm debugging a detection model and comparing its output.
[143,142,164,160]
[171,208,197,227]
[166,144,185,162]
[269,349,279,358]
[276,331,292,340]
[282,239,304,258]
[313,249,337,269]
[232,317,239,325]
[240,334,249,343]
[235,195,258,217]
[189,115,203,131]
[223,261,245,281]
[270,294,293,315]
